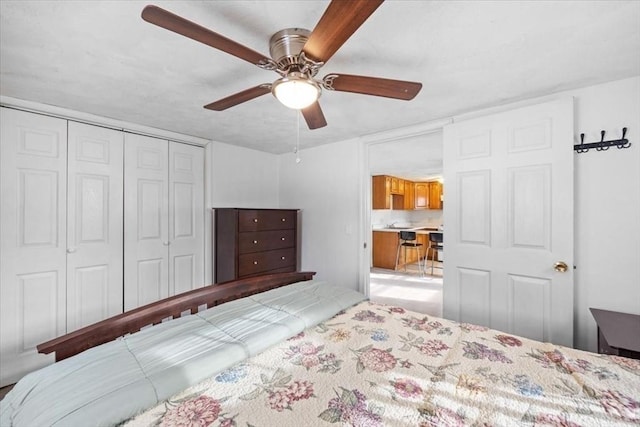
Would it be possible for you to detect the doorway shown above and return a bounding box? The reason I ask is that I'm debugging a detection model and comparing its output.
[363,128,445,317]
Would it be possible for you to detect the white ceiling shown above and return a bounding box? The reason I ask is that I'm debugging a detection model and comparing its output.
[1,1,639,154]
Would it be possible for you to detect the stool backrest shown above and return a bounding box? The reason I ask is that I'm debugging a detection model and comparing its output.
[429,232,443,244]
[399,231,417,241]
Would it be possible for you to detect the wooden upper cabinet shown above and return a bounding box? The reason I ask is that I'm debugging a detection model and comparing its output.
[414,181,443,209]
[390,177,399,194]
[404,181,415,210]
[390,177,404,195]
[415,183,429,209]
[372,175,391,209]
[428,182,443,209]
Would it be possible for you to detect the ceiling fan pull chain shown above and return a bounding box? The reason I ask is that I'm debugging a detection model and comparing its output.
[295,111,301,164]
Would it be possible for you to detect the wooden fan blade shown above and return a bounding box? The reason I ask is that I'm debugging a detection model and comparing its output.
[142,5,270,66]
[302,0,384,63]
[301,102,327,130]
[324,74,422,100]
[204,85,272,111]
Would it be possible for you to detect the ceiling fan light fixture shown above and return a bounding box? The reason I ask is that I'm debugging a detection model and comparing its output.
[272,72,321,110]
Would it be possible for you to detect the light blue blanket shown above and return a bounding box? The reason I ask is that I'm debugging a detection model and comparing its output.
[0,280,366,427]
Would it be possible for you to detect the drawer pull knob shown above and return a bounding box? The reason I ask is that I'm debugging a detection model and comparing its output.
[281,218,286,222]
[253,261,258,265]
[253,240,258,244]
[281,237,285,241]
[253,218,258,223]
[281,256,286,260]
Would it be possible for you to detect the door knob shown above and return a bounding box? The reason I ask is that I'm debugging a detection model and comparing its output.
[554,261,568,272]
[163,241,170,246]
[66,248,76,254]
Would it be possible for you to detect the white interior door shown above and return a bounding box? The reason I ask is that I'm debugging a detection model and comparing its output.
[124,133,169,310]
[0,108,67,386]
[66,122,124,331]
[443,98,574,346]
[169,142,204,294]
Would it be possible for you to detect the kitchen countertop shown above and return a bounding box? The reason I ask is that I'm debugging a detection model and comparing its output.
[373,227,441,234]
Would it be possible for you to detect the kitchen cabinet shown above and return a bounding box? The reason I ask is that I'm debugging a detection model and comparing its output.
[428,182,443,209]
[372,175,405,209]
[372,175,391,209]
[373,176,441,210]
[404,181,415,210]
[414,181,443,210]
[391,177,404,195]
[372,231,429,269]
[415,183,429,209]
[215,208,299,283]
[373,231,399,269]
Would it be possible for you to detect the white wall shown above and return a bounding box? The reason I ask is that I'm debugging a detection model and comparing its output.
[277,76,640,352]
[571,77,640,352]
[209,141,280,208]
[278,141,361,290]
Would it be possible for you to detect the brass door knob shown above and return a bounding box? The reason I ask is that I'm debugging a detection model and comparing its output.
[554,261,568,272]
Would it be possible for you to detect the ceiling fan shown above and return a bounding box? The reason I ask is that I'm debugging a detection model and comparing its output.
[141,0,422,130]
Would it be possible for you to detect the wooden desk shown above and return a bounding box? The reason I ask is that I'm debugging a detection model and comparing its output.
[590,308,640,360]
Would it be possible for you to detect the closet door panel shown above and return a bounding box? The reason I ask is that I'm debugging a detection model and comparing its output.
[0,108,67,386]
[169,142,204,295]
[124,134,169,310]
[66,122,124,331]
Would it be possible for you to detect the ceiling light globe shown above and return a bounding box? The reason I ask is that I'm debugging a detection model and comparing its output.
[272,73,320,110]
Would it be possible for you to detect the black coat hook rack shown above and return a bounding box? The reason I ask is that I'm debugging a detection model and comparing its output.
[574,128,631,153]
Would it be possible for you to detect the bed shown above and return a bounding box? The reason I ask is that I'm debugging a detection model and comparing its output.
[1,272,639,426]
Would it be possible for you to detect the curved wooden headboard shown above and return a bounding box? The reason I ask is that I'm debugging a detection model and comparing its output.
[37,271,316,361]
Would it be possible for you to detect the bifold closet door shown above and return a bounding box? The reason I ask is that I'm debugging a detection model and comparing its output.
[169,142,205,295]
[0,108,67,386]
[124,136,204,310]
[124,133,170,310]
[66,122,124,331]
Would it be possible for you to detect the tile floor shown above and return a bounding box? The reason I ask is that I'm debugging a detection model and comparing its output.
[369,260,443,317]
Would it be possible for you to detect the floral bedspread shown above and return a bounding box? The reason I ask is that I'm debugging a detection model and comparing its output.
[124,301,640,426]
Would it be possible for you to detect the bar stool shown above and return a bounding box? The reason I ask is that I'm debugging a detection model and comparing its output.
[427,232,443,275]
[395,231,425,275]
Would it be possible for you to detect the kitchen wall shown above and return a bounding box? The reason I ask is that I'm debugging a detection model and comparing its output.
[277,75,640,352]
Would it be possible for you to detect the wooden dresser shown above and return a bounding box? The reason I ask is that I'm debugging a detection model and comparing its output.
[214,208,300,283]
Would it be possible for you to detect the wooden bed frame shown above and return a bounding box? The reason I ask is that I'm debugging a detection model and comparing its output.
[37,271,316,362]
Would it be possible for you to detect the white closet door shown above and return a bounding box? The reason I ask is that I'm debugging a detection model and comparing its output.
[66,122,124,331]
[0,108,67,386]
[124,133,169,310]
[169,142,205,295]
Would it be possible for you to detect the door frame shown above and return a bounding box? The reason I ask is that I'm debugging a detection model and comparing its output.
[358,118,452,296]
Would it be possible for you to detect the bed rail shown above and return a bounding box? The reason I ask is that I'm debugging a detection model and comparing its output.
[37,271,316,361]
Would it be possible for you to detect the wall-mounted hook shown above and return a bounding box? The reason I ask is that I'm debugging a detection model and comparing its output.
[574,127,631,153]
[576,133,589,153]
[596,130,609,151]
[618,127,631,149]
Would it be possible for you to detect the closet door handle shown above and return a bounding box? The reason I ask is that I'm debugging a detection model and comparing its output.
[66,248,76,254]
[163,241,170,246]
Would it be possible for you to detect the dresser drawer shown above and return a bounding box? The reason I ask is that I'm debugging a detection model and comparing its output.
[238,248,296,276]
[238,229,295,254]
[238,210,296,232]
